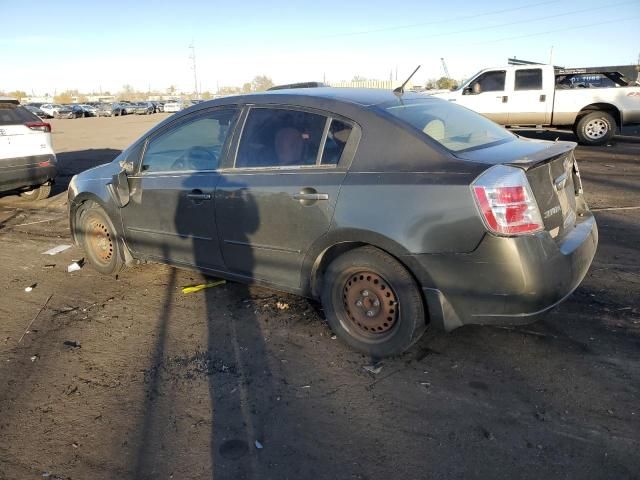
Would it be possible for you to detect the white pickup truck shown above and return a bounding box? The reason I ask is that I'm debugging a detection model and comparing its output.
[433,64,640,145]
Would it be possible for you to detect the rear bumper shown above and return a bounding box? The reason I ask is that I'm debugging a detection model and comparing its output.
[410,214,598,331]
[0,154,57,193]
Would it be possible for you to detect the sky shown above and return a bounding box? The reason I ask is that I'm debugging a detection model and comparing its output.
[2,0,639,95]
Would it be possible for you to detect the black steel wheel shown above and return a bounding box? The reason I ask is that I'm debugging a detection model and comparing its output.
[321,246,426,357]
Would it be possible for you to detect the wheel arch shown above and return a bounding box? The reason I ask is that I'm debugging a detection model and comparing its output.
[303,230,433,323]
[69,192,122,245]
[575,103,621,128]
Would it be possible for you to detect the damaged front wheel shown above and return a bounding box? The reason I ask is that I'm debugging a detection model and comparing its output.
[77,203,124,275]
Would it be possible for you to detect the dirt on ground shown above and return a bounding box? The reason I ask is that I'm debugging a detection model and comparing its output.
[0,115,638,480]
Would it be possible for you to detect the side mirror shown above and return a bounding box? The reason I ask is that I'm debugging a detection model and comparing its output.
[108,169,131,208]
[119,159,134,175]
[463,86,473,95]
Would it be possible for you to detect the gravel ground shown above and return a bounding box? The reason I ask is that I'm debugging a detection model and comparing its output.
[0,115,638,480]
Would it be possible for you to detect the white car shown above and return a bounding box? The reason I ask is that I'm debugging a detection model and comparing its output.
[163,101,183,113]
[0,98,57,200]
[40,103,64,117]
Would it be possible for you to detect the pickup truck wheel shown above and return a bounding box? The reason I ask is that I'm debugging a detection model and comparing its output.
[20,183,51,201]
[321,246,426,358]
[77,204,124,275]
[575,111,616,146]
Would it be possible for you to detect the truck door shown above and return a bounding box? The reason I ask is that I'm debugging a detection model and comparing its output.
[456,70,510,124]
[507,67,552,125]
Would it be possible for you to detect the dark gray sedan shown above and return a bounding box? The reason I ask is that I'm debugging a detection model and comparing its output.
[67,88,597,356]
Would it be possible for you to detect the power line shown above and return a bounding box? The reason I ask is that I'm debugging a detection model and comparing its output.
[448,15,640,49]
[401,0,637,41]
[321,0,560,38]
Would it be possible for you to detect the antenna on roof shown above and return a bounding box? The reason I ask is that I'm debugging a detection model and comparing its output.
[393,65,421,96]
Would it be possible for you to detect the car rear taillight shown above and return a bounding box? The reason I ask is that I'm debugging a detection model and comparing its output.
[471,165,543,236]
[25,121,51,133]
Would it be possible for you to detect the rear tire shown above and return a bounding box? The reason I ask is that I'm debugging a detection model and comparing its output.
[574,111,616,146]
[20,183,51,201]
[77,203,124,275]
[321,246,426,357]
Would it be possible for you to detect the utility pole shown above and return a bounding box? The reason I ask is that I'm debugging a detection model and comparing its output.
[189,42,199,100]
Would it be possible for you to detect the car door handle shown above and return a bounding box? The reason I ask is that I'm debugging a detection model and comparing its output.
[292,193,329,201]
[186,191,212,201]
[496,95,508,103]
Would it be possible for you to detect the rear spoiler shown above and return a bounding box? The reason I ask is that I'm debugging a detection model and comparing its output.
[268,82,328,91]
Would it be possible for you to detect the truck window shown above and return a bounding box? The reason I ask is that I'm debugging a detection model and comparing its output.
[471,71,506,92]
[514,69,542,90]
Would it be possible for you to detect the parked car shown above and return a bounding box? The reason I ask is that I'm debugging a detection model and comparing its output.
[134,102,154,115]
[0,98,56,200]
[54,105,84,119]
[155,102,165,113]
[149,101,163,113]
[162,101,182,113]
[109,103,126,116]
[40,104,64,117]
[432,64,640,145]
[67,88,597,357]
[78,104,98,117]
[119,102,137,115]
[24,105,51,119]
[96,104,113,117]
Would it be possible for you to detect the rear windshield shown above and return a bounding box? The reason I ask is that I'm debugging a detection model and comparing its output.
[0,104,40,126]
[379,99,514,152]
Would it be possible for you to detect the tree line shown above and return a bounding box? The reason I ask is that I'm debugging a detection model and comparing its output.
[1,75,275,103]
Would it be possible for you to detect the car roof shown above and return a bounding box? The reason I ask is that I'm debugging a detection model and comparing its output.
[247,87,426,107]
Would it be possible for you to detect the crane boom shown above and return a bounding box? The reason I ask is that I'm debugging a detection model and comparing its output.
[440,57,450,78]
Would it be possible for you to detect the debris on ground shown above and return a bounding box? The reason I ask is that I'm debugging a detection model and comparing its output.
[30,355,38,362]
[255,440,264,449]
[63,340,81,348]
[67,260,84,273]
[181,279,226,294]
[43,264,56,269]
[18,294,53,344]
[275,301,290,310]
[363,363,383,375]
[43,245,72,256]
[24,283,37,292]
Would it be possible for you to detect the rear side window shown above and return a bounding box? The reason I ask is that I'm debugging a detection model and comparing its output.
[515,69,542,90]
[142,108,239,172]
[321,119,353,165]
[382,99,514,152]
[0,104,40,125]
[236,108,329,168]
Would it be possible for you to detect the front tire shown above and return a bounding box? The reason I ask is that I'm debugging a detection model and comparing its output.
[77,204,124,275]
[574,111,616,146]
[321,246,426,357]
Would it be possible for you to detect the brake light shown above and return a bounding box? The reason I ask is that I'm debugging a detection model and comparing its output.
[25,121,51,133]
[471,165,543,236]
